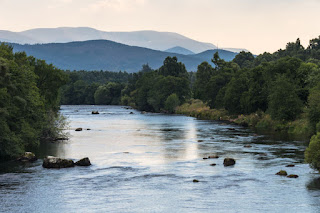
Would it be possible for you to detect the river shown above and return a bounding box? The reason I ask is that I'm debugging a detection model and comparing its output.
[1,105,320,212]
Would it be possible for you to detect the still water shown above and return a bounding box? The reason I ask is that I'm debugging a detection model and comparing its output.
[1,105,320,213]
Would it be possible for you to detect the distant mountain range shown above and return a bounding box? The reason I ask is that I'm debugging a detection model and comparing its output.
[165,46,195,55]
[0,27,218,54]
[11,40,238,72]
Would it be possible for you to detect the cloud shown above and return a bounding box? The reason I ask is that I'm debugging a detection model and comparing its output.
[88,0,146,12]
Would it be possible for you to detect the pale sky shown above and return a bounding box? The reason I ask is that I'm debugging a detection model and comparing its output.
[1,0,320,54]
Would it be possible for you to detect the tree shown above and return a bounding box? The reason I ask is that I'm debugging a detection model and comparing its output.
[232,51,255,68]
[158,56,188,78]
[164,93,180,113]
[305,132,320,171]
[307,83,320,133]
[193,62,214,102]
[268,75,303,121]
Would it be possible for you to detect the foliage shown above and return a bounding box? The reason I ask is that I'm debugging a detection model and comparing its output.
[305,132,320,171]
[0,43,67,159]
[267,75,303,121]
[164,93,180,113]
[307,83,320,133]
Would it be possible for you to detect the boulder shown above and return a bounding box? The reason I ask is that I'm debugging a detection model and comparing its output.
[75,157,91,166]
[75,128,82,131]
[208,155,219,159]
[193,179,199,183]
[198,140,204,142]
[210,163,217,166]
[130,112,134,114]
[276,170,287,176]
[17,152,37,162]
[42,156,75,168]
[223,158,236,166]
[287,174,299,178]
[92,111,99,114]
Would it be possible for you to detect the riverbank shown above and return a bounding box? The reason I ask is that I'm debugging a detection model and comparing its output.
[176,99,313,140]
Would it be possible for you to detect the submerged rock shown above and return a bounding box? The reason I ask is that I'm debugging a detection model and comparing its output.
[75,157,91,166]
[223,158,236,166]
[130,112,134,114]
[227,128,236,131]
[92,111,99,114]
[75,128,82,131]
[210,163,217,166]
[286,164,295,167]
[42,156,75,168]
[276,170,288,176]
[244,145,252,148]
[17,152,37,162]
[287,174,299,178]
[198,140,204,142]
[208,155,219,159]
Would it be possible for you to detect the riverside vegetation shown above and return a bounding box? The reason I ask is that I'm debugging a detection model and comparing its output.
[0,43,68,160]
[2,36,320,172]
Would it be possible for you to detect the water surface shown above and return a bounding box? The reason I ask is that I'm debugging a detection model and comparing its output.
[1,105,320,212]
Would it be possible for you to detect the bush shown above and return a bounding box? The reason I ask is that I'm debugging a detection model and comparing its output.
[305,132,320,171]
[164,93,180,113]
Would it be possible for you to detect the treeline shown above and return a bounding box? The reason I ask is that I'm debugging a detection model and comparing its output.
[60,70,132,105]
[0,43,68,160]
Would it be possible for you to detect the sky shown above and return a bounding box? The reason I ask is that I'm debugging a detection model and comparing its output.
[1,0,320,54]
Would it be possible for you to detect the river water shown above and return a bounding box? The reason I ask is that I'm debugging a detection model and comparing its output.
[1,105,320,212]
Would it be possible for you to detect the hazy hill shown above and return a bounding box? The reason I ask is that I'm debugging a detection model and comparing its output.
[1,27,216,53]
[10,40,238,72]
[165,46,195,55]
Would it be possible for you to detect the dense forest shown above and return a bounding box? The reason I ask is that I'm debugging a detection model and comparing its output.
[0,43,68,160]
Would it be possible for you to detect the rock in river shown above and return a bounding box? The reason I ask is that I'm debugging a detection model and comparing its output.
[287,174,299,178]
[223,158,236,166]
[75,157,91,166]
[75,128,82,131]
[42,156,75,168]
[276,170,288,176]
[92,111,99,114]
[17,152,37,162]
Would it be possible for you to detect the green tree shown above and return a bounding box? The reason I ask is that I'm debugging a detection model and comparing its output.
[194,62,214,102]
[307,83,320,133]
[164,93,180,113]
[158,56,188,78]
[305,132,320,171]
[232,51,255,68]
[268,75,303,121]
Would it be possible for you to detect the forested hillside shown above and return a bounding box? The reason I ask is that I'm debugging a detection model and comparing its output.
[10,40,237,72]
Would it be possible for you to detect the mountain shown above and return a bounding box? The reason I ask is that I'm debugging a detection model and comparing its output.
[165,46,195,55]
[10,40,238,73]
[221,48,249,53]
[0,27,216,53]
